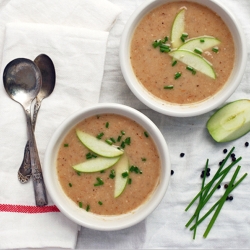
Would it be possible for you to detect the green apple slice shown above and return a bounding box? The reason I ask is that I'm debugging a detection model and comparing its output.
[207,99,250,142]
[169,49,216,79]
[114,153,129,198]
[72,156,120,173]
[76,130,124,158]
[178,36,221,51]
[171,8,186,49]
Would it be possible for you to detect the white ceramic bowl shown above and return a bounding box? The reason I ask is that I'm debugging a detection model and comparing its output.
[120,0,247,117]
[43,103,170,231]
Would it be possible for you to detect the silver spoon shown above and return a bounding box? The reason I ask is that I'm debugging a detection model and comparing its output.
[3,58,48,206]
[18,54,56,184]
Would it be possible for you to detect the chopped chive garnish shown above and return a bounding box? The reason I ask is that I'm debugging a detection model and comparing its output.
[110,137,116,143]
[64,143,69,147]
[194,48,202,55]
[174,72,182,79]
[186,65,194,72]
[117,135,122,142]
[100,170,105,173]
[69,183,72,187]
[96,132,104,139]
[129,165,142,174]
[86,152,92,159]
[144,131,149,137]
[128,178,132,184]
[86,152,97,159]
[76,171,81,176]
[162,36,168,43]
[109,169,116,179]
[86,205,90,211]
[105,139,113,145]
[160,44,171,53]
[200,39,205,43]
[212,47,219,53]
[164,85,174,89]
[121,130,125,135]
[94,177,104,186]
[122,171,129,178]
[152,40,162,48]
[186,66,197,75]
[125,137,131,145]
[98,201,103,205]
[79,202,83,208]
[172,60,177,66]
[141,157,147,162]
[105,122,109,128]
[120,141,126,149]
[182,32,188,38]
[180,36,185,42]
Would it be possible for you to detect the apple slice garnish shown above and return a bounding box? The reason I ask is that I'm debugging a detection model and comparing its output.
[171,8,186,49]
[114,153,129,198]
[73,156,121,173]
[76,130,124,158]
[169,49,216,79]
[178,36,221,51]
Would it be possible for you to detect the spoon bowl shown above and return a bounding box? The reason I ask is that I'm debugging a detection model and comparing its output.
[3,58,41,108]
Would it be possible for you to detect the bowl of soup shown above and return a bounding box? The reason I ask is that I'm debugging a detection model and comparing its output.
[120,0,247,117]
[43,103,170,230]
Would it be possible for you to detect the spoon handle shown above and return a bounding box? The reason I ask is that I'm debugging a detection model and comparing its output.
[18,99,41,183]
[25,108,48,206]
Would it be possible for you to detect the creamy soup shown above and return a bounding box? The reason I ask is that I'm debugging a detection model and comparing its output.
[57,114,161,215]
[130,1,235,104]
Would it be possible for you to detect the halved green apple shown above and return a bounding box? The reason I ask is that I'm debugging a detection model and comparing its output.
[72,156,120,173]
[76,130,124,158]
[178,36,220,51]
[171,8,186,49]
[207,99,250,142]
[114,153,129,198]
[169,49,216,79]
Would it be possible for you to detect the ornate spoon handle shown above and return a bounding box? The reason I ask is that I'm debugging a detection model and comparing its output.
[18,99,41,183]
[25,107,47,206]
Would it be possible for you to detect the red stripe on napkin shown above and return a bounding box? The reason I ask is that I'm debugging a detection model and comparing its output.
[0,204,60,213]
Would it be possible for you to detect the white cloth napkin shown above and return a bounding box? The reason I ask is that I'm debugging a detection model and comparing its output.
[0,0,121,249]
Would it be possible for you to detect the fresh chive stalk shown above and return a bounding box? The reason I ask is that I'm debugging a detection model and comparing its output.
[203,165,241,238]
[193,159,208,239]
[190,172,248,231]
[185,147,236,212]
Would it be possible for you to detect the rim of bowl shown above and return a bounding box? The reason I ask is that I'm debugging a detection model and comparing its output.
[43,103,171,231]
[120,0,247,117]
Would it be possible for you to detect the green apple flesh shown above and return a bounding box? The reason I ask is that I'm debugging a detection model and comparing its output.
[73,156,120,173]
[206,99,250,142]
[169,49,216,79]
[171,8,185,49]
[76,130,124,157]
[114,153,129,198]
[178,36,220,51]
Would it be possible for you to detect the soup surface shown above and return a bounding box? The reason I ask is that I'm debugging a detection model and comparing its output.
[57,114,161,215]
[130,1,235,104]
